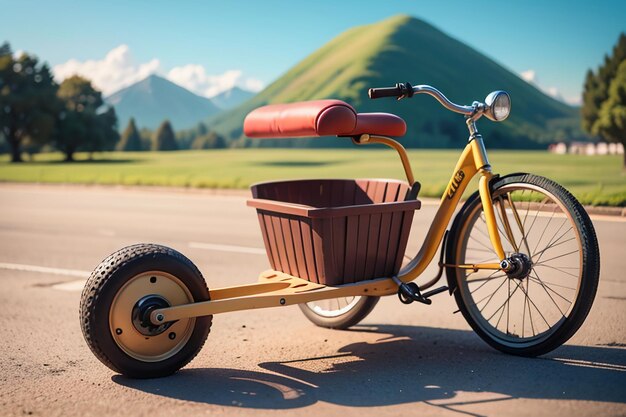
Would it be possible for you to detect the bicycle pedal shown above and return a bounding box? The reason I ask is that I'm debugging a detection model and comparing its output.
[397,282,429,305]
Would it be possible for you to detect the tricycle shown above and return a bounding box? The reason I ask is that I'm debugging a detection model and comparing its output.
[80,83,600,378]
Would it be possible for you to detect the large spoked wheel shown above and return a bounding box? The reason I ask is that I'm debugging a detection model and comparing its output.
[80,244,212,378]
[299,296,380,329]
[446,174,599,356]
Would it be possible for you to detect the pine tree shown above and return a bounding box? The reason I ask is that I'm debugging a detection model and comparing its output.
[582,33,626,138]
[191,131,226,149]
[596,60,626,167]
[116,118,142,151]
[152,120,178,151]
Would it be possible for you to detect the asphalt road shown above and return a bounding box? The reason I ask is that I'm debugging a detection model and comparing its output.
[0,184,624,417]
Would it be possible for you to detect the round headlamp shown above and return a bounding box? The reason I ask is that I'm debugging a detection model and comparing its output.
[483,91,511,122]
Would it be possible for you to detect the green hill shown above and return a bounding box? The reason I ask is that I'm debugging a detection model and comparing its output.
[209,15,582,148]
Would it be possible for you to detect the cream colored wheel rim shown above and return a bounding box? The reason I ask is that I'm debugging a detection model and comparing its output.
[109,271,195,362]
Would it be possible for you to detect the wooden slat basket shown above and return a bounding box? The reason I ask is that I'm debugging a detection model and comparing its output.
[247,179,421,286]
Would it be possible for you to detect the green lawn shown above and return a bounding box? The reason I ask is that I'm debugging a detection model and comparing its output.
[0,149,624,206]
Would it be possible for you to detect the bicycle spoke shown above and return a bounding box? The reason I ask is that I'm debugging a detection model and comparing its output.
[528,276,574,304]
[524,197,550,242]
[532,233,575,262]
[533,263,580,279]
[469,270,506,293]
[521,190,531,231]
[534,249,579,267]
[532,218,569,264]
[522,277,528,337]
[512,279,551,328]
[466,246,496,254]
[467,273,507,284]
[487,281,520,323]
[469,234,497,256]
[507,192,533,256]
[527,275,577,291]
[477,277,509,312]
[529,268,567,316]
[495,196,519,252]
[532,204,558,256]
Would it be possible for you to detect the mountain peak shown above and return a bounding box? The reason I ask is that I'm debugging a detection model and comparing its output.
[381,14,414,26]
[106,74,221,130]
[211,86,255,110]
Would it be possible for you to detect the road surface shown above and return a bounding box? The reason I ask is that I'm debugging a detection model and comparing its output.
[0,184,624,417]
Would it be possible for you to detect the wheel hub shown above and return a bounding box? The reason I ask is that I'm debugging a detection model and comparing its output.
[505,253,532,280]
[132,295,173,336]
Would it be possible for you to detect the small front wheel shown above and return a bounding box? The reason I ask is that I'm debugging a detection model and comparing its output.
[446,174,600,356]
[80,244,212,378]
[299,296,379,329]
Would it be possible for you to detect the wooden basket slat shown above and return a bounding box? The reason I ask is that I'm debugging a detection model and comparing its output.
[250,179,419,285]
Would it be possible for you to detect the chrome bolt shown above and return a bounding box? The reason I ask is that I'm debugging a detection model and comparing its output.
[279,298,286,305]
[500,260,511,271]
[155,313,164,322]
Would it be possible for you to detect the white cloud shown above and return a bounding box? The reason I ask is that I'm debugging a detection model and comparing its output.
[53,45,161,96]
[520,69,536,83]
[519,69,580,106]
[167,65,264,97]
[53,44,264,98]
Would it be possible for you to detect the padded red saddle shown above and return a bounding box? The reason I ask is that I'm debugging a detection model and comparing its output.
[243,100,406,138]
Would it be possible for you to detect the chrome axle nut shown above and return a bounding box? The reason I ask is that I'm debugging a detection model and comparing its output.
[155,313,164,322]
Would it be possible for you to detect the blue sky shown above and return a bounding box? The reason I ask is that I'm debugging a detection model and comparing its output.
[3,0,625,103]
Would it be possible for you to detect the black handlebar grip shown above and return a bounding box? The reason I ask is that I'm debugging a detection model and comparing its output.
[368,85,403,99]
[368,82,414,99]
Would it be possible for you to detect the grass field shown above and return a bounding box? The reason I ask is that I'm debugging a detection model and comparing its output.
[0,149,625,206]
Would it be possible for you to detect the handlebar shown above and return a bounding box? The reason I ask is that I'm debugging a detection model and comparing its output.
[369,83,476,116]
[368,83,414,99]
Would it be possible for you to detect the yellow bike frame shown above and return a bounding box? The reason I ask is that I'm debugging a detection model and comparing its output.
[150,132,508,324]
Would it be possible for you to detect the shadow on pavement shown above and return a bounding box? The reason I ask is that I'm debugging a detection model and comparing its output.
[113,324,626,411]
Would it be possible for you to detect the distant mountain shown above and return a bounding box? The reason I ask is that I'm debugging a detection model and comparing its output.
[210,86,255,110]
[106,74,221,130]
[209,15,580,148]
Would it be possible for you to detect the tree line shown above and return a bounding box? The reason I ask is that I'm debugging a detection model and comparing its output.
[0,42,227,162]
[116,118,226,152]
[582,33,626,167]
[0,42,118,162]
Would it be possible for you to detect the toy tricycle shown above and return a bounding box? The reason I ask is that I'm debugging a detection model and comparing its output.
[80,83,600,378]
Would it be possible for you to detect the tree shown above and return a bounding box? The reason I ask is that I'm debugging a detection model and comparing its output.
[116,118,142,151]
[56,76,118,161]
[191,131,226,149]
[88,106,119,156]
[581,33,626,168]
[139,127,153,150]
[0,42,59,162]
[595,60,626,167]
[152,120,178,151]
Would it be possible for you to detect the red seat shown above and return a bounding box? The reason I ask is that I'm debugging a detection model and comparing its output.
[243,100,406,138]
[351,113,406,137]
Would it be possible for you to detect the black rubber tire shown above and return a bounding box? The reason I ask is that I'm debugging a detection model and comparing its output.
[446,173,600,357]
[298,296,380,329]
[80,243,212,378]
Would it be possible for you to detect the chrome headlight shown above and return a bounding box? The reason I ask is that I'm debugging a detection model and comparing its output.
[484,91,511,122]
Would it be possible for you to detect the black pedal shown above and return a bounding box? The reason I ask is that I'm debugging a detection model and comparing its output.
[397,283,448,305]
